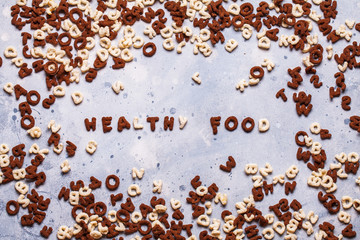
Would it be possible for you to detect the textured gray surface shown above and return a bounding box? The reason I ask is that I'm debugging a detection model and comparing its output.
[0,1,360,239]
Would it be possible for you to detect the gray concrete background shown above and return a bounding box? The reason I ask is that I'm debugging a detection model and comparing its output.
[0,0,360,239]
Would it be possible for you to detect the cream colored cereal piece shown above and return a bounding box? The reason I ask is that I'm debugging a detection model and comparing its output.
[121,48,134,62]
[128,184,141,197]
[148,212,158,222]
[86,140,97,155]
[199,29,211,42]
[315,230,328,240]
[278,35,289,47]
[155,204,167,213]
[160,27,173,39]
[3,83,14,95]
[261,59,275,72]
[223,220,235,233]
[310,122,321,134]
[100,37,111,49]
[273,221,285,235]
[107,210,117,222]
[326,46,333,60]
[133,117,143,130]
[214,192,227,205]
[288,35,300,45]
[76,212,89,224]
[97,49,109,62]
[196,186,208,196]
[263,228,275,240]
[225,39,238,53]
[170,198,181,210]
[17,194,30,208]
[54,143,64,155]
[15,181,29,195]
[71,91,84,105]
[118,37,132,49]
[0,154,9,167]
[356,176,360,186]
[69,25,81,38]
[53,86,65,97]
[245,164,258,175]
[259,163,273,177]
[252,175,263,188]
[304,136,313,147]
[57,226,73,240]
[132,167,145,179]
[27,127,42,138]
[345,20,355,29]
[153,180,162,193]
[311,142,322,155]
[258,119,270,132]
[192,72,201,84]
[209,218,220,231]
[112,80,124,94]
[132,36,144,49]
[176,41,186,54]
[258,37,271,50]
[338,61,348,72]
[287,221,298,233]
[321,175,333,188]
[61,160,71,173]
[48,120,61,133]
[259,214,272,225]
[163,38,175,51]
[241,24,253,40]
[4,46,17,58]
[144,26,156,39]
[330,163,342,170]
[205,201,212,215]
[337,168,348,179]
[302,221,314,235]
[286,165,299,179]
[236,79,248,92]
[307,175,321,187]
[248,76,260,86]
[17,0,27,6]
[307,211,318,224]
[13,168,26,180]
[0,144,9,154]
[292,4,304,17]
[178,116,187,129]
[197,214,210,227]
[131,211,142,223]
[11,57,24,67]
[335,152,347,163]
[273,174,285,185]
[348,152,359,163]
[353,199,360,212]
[338,211,351,224]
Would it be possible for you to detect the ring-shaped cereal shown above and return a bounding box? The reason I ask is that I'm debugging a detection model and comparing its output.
[21,115,35,130]
[74,37,86,50]
[250,66,264,79]
[116,209,130,222]
[0,144,9,154]
[94,202,107,216]
[6,200,20,215]
[106,175,120,191]
[69,8,83,24]
[241,117,255,133]
[72,205,86,219]
[143,42,157,57]
[240,2,253,16]
[58,33,71,46]
[26,90,40,106]
[44,61,58,75]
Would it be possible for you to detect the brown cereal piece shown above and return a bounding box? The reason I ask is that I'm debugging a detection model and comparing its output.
[219,156,236,173]
[102,117,112,133]
[285,181,297,195]
[58,187,70,201]
[147,117,159,131]
[6,200,20,215]
[110,193,123,206]
[210,116,221,135]
[276,88,287,102]
[320,129,332,140]
[106,175,120,191]
[89,176,102,189]
[66,141,77,157]
[349,116,360,133]
[342,224,356,238]
[84,117,96,131]
[241,117,255,133]
[40,226,53,239]
[341,96,351,111]
[143,42,157,57]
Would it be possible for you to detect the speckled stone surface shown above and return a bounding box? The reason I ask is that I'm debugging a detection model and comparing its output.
[0,1,360,239]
